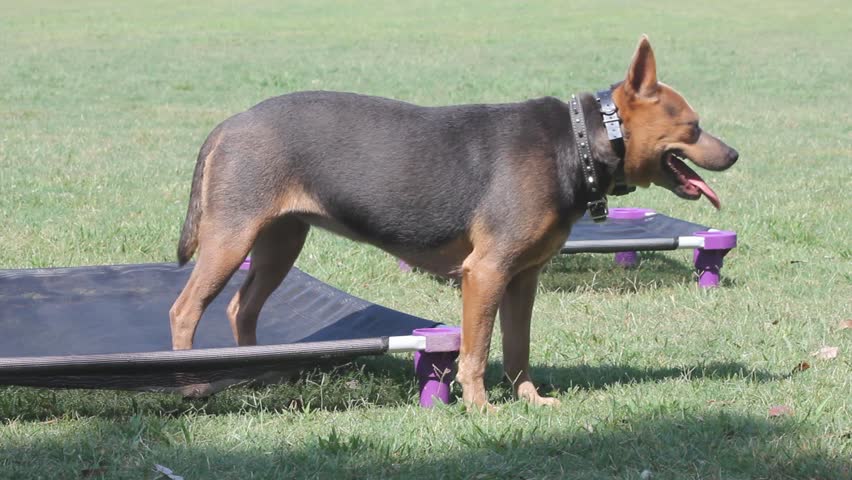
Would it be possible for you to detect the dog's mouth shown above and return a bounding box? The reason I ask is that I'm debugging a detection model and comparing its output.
[662,150,721,209]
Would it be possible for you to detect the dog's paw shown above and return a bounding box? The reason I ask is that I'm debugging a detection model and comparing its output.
[517,383,560,407]
[177,382,215,398]
[464,401,499,414]
[527,395,560,407]
[461,390,499,413]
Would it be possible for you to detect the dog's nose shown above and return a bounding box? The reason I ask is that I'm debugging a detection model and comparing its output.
[726,148,739,166]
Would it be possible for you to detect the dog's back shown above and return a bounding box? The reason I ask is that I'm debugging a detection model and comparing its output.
[184,91,570,257]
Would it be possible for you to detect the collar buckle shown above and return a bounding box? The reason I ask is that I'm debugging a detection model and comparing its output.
[603,118,623,141]
[596,88,624,141]
[587,199,609,222]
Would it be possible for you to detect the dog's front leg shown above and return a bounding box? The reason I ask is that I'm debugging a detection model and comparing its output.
[500,266,560,406]
[457,254,509,411]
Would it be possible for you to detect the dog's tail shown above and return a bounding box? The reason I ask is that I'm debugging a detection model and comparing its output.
[177,128,219,266]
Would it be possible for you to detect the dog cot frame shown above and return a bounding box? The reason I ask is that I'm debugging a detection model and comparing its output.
[0,261,463,408]
[559,207,737,287]
[398,207,737,287]
[0,326,462,408]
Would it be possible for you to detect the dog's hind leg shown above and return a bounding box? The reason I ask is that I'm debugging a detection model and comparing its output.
[226,216,309,346]
[169,224,257,350]
[500,265,559,406]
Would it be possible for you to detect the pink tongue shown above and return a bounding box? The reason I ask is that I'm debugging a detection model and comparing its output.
[685,173,721,210]
[670,156,721,210]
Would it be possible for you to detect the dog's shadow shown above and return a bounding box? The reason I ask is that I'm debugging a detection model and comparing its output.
[246,355,767,406]
[484,360,779,402]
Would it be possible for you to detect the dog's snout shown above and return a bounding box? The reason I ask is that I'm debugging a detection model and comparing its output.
[726,147,739,167]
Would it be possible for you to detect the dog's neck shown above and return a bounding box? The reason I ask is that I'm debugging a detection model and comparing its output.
[566,92,628,220]
[578,92,626,187]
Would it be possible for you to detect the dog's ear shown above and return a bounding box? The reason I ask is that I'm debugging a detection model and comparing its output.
[624,34,659,98]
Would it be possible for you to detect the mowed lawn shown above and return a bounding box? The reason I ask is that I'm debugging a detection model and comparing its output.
[1,1,850,479]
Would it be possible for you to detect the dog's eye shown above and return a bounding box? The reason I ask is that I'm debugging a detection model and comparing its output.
[690,122,701,142]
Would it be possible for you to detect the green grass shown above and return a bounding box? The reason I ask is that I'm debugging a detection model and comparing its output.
[1,1,850,478]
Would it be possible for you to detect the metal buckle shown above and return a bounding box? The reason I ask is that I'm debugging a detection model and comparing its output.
[603,119,623,141]
[600,104,618,116]
[597,88,624,141]
[587,199,609,222]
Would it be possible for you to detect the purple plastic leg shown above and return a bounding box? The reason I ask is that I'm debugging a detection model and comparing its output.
[240,257,251,270]
[412,327,461,408]
[608,208,655,269]
[614,251,639,268]
[398,259,412,273]
[693,231,737,288]
[694,249,725,287]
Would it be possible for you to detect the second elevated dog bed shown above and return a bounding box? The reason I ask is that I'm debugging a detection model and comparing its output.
[562,207,737,286]
[399,207,737,287]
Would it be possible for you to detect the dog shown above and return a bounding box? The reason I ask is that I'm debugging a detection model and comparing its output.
[169,35,738,409]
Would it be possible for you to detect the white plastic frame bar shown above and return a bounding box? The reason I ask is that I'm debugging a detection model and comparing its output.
[677,228,720,250]
[387,335,427,353]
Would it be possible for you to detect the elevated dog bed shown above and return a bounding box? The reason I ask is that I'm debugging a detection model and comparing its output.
[0,263,460,406]
[397,207,737,286]
[562,208,737,286]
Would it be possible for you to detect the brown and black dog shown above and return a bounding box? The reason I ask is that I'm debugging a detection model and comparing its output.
[170,36,737,409]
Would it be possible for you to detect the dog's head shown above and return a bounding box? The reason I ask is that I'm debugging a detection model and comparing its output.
[613,35,738,209]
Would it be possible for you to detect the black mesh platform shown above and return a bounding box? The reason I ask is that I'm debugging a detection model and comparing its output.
[0,263,438,391]
[562,212,708,253]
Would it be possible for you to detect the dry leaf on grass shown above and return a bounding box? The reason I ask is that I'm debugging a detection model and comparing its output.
[791,361,810,374]
[153,464,184,480]
[810,346,839,360]
[839,319,852,330]
[768,405,794,417]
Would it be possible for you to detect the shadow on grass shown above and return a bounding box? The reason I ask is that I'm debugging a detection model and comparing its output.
[479,359,780,403]
[529,360,778,396]
[0,355,779,423]
[539,251,701,293]
[2,408,848,479]
[0,356,424,421]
